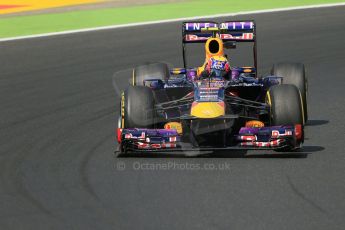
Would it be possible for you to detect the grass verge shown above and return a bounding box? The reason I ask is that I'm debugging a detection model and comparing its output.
[0,0,344,38]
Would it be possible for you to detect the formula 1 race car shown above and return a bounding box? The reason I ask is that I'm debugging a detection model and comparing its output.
[116,21,308,154]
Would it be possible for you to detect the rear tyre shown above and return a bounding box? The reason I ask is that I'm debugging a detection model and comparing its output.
[133,62,170,86]
[267,84,303,126]
[122,85,155,128]
[271,63,308,122]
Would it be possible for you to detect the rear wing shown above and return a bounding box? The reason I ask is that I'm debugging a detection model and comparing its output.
[182,20,257,72]
[182,21,256,43]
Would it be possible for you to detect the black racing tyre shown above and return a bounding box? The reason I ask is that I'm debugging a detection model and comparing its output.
[271,62,308,122]
[133,62,170,86]
[122,85,155,128]
[267,84,304,126]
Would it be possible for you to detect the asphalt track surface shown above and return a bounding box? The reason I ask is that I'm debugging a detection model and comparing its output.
[1,6,345,230]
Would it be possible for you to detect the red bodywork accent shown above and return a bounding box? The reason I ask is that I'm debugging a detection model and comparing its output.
[240,135,257,141]
[184,91,194,98]
[218,101,225,108]
[117,128,123,143]
[227,90,238,97]
[191,101,198,109]
[295,124,303,142]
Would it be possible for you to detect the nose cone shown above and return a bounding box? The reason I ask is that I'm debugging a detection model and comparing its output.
[191,101,225,118]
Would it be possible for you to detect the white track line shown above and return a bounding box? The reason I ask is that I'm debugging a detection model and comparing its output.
[1,2,345,42]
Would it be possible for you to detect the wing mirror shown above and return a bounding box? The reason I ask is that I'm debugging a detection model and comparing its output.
[224,41,236,49]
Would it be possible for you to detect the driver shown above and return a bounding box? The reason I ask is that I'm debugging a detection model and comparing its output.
[198,55,231,79]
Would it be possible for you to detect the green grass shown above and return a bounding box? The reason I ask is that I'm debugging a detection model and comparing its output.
[0,0,344,38]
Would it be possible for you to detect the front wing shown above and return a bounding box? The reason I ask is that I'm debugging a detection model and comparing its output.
[116,125,303,153]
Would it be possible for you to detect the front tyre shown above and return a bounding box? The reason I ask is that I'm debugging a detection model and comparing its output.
[267,84,304,126]
[271,62,308,122]
[267,84,304,151]
[122,85,155,128]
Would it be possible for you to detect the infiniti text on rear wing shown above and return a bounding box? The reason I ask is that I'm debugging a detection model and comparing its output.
[182,21,256,43]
